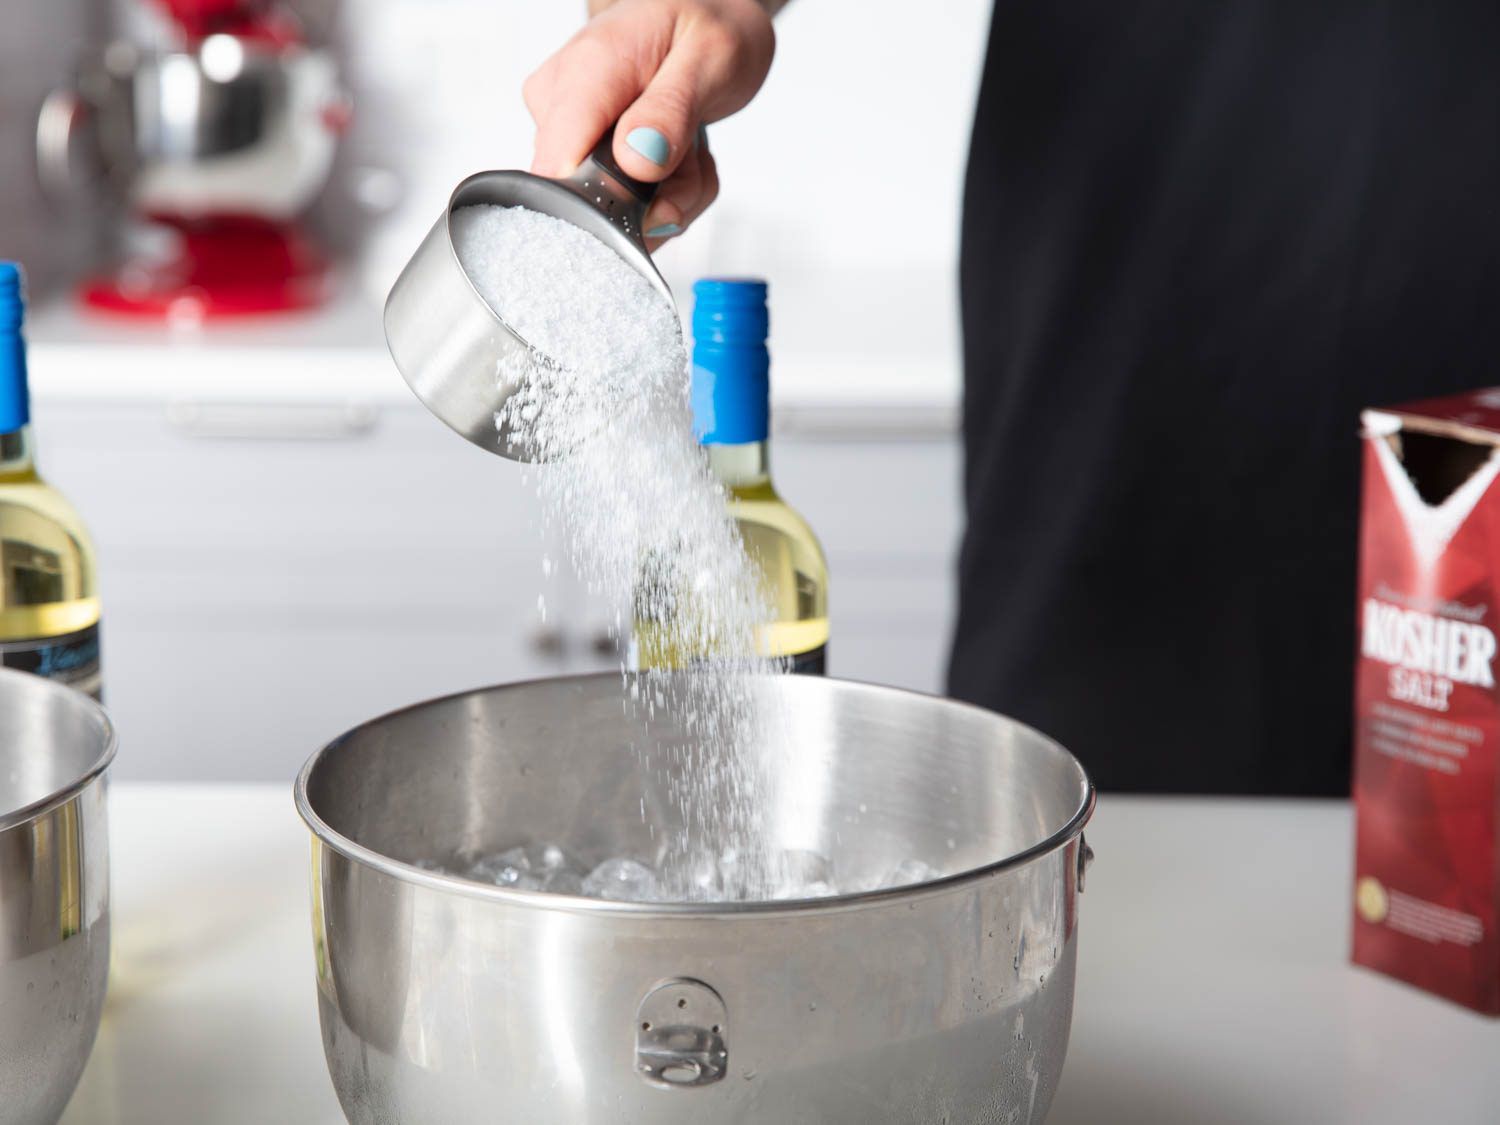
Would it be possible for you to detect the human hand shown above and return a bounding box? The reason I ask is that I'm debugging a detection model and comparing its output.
[524,0,776,246]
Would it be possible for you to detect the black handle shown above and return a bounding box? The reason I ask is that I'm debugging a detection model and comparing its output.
[590,126,659,205]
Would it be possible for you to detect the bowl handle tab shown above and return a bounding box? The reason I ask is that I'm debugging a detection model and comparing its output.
[635,978,729,1089]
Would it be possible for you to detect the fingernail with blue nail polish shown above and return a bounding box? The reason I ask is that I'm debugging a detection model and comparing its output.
[626,126,670,167]
[646,223,681,238]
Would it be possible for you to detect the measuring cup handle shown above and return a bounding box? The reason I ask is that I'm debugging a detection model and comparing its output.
[588,127,659,206]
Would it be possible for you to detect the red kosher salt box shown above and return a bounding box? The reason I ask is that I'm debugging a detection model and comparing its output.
[1353,389,1500,1015]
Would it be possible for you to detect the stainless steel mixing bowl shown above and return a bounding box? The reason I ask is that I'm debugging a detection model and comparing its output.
[0,669,116,1124]
[295,674,1095,1124]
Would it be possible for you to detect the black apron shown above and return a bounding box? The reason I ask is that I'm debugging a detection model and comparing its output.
[950,2,1500,794]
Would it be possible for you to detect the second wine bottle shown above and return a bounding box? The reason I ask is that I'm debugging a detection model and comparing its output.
[636,277,829,674]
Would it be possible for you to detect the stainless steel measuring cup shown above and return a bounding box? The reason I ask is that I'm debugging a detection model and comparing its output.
[383,131,667,460]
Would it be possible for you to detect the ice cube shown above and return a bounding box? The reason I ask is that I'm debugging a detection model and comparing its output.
[495,846,532,871]
[492,864,541,890]
[463,846,541,890]
[541,869,585,895]
[783,849,832,881]
[441,842,595,892]
[888,858,938,887]
[583,857,661,902]
[685,853,727,898]
[535,843,572,873]
[775,879,835,899]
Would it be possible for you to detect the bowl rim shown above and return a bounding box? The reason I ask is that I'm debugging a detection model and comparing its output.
[0,668,117,832]
[293,672,1096,918]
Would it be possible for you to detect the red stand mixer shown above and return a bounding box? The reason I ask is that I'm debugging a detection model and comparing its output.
[38,0,348,320]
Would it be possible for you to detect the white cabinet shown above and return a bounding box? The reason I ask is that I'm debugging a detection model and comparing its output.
[29,395,960,781]
[774,436,960,692]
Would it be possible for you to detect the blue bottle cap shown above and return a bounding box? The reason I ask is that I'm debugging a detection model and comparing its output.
[0,262,21,328]
[691,278,769,444]
[0,260,29,434]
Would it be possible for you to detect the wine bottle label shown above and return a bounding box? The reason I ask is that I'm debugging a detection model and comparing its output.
[790,644,827,676]
[0,623,102,701]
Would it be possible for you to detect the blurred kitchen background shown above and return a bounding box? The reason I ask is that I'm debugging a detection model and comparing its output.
[1,0,988,780]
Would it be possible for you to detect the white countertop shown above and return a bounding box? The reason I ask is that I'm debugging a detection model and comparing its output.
[25,294,961,431]
[60,786,1498,1124]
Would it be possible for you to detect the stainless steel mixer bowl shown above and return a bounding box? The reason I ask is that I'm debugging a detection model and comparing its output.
[0,669,115,1124]
[37,36,343,220]
[295,674,1095,1124]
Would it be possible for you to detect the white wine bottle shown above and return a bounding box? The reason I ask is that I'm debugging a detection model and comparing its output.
[0,262,102,699]
[637,278,829,673]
